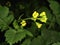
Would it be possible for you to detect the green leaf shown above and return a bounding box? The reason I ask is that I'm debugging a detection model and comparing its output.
[52,42,60,45]
[56,15,60,25]
[41,29,60,45]
[0,6,14,31]
[13,20,20,29]
[31,29,60,45]
[48,0,60,25]
[48,0,60,15]
[5,28,26,45]
[0,6,9,17]
[25,30,33,37]
[31,36,47,45]
[21,39,31,45]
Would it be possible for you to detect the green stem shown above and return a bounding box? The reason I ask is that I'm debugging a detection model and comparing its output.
[23,18,32,20]
[37,18,41,20]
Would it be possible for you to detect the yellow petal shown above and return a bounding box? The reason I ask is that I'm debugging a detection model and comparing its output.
[40,16,48,23]
[32,11,39,18]
[21,20,26,27]
[21,23,26,27]
[36,22,42,28]
[40,12,46,16]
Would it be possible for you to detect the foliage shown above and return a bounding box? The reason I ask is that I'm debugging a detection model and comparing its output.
[21,39,31,45]
[0,6,14,31]
[31,30,60,45]
[0,0,60,45]
[52,42,60,45]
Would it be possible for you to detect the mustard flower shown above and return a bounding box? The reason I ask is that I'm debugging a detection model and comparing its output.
[36,22,42,28]
[40,11,46,16]
[32,11,39,18]
[20,20,26,27]
[32,11,39,21]
[40,12,48,23]
[40,16,48,23]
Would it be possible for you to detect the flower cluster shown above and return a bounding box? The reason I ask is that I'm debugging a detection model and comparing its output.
[32,11,48,28]
[20,11,48,28]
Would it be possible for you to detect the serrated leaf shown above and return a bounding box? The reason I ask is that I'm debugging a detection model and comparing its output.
[13,20,20,29]
[31,29,60,45]
[31,36,44,45]
[25,30,33,37]
[48,0,60,15]
[48,0,60,25]
[5,28,26,45]
[41,29,60,45]
[0,6,14,31]
[52,42,60,45]
[56,15,60,25]
[0,6,9,17]
[21,39,31,45]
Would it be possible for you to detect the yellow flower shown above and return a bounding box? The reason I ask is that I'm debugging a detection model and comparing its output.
[36,22,42,28]
[21,20,26,27]
[40,16,48,23]
[32,11,39,21]
[40,11,46,16]
[32,11,39,18]
[40,11,48,23]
